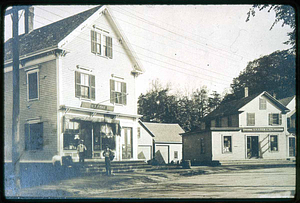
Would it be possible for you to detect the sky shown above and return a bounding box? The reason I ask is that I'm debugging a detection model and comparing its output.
[4,5,293,98]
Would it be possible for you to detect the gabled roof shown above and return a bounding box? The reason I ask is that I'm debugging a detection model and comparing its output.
[4,6,102,61]
[139,121,184,143]
[278,95,295,107]
[4,5,144,73]
[204,91,289,121]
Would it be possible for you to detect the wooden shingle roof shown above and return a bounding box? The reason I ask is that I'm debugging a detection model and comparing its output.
[139,121,184,143]
[204,91,289,121]
[4,6,102,61]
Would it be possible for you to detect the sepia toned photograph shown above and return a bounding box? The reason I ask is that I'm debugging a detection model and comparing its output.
[3,4,296,199]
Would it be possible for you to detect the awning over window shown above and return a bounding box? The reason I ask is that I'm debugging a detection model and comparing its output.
[64,114,121,136]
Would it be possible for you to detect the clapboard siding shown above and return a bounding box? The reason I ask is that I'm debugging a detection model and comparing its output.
[4,59,57,161]
[60,13,137,116]
[183,132,212,163]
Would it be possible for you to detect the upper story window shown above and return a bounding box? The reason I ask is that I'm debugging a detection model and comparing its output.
[75,71,95,100]
[27,69,39,101]
[25,122,43,151]
[247,113,255,126]
[110,79,127,105]
[91,30,113,59]
[259,98,267,110]
[269,113,282,125]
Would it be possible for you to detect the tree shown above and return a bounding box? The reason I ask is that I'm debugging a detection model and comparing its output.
[138,83,178,123]
[138,81,222,132]
[223,49,295,102]
[246,5,295,50]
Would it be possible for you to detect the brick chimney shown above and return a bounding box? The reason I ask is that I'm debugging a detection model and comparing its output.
[25,6,34,34]
[244,87,248,97]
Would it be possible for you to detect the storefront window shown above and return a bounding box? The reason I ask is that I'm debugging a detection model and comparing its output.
[63,120,80,150]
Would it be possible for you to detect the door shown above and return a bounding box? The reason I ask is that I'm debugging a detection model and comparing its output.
[121,127,133,159]
[247,136,259,158]
[289,137,296,157]
[156,145,169,164]
[81,122,93,159]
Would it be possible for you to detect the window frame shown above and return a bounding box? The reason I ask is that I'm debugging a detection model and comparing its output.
[247,113,255,126]
[259,98,267,110]
[27,69,40,101]
[110,79,127,105]
[222,135,232,154]
[270,135,279,152]
[268,113,282,126]
[25,122,43,151]
[91,29,113,59]
[75,71,95,100]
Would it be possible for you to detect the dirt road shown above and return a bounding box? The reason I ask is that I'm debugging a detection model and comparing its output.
[6,166,296,199]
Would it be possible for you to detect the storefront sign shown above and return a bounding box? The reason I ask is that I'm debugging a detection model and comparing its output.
[242,127,284,132]
[81,102,114,111]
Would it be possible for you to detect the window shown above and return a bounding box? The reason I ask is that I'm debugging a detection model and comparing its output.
[174,151,178,159]
[223,136,232,153]
[25,123,43,150]
[27,70,39,100]
[75,71,95,100]
[91,30,113,58]
[259,98,267,110]
[269,113,282,125]
[200,138,205,154]
[270,135,278,151]
[63,121,80,150]
[91,30,101,54]
[110,79,127,105]
[247,113,255,126]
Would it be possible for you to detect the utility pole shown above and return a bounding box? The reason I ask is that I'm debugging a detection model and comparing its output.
[5,5,29,195]
[11,6,21,195]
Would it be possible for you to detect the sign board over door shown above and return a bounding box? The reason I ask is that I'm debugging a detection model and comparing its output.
[242,127,284,132]
[81,101,114,111]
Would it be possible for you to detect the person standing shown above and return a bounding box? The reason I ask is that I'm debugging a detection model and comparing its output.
[103,146,114,176]
[77,140,87,163]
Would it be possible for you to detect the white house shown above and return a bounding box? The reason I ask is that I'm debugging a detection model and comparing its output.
[4,5,144,167]
[279,95,296,158]
[138,121,184,164]
[181,90,290,165]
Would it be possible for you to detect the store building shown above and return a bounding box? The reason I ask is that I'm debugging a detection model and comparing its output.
[138,121,184,164]
[4,6,144,165]
[181,90,290,165]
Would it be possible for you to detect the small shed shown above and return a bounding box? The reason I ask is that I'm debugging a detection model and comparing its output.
[138,121,184,164]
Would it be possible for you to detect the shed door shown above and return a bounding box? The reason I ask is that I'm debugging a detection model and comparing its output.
[156,145,169,164]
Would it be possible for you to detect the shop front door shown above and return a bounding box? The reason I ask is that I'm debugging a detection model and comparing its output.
[81,122,93,159]
[122,127,132,159]
[289,137,296,157]
[247,136,259,158]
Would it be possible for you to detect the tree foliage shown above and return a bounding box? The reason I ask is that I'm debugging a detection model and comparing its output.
[246,5,295,50]
[138,82,222,132]
[222,49,295,103]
